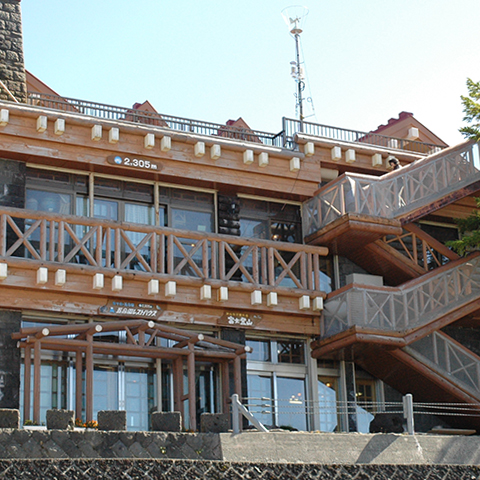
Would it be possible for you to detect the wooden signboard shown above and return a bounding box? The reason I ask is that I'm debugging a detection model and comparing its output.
[99,300,163,319]
[218,312,262,328]
[106,155,162,172]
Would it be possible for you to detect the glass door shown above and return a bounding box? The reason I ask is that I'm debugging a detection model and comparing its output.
[125,366,156,431]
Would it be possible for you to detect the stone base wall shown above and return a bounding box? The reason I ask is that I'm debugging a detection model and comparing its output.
[0,459,478,480]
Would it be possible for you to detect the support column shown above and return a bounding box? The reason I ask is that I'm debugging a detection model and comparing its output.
[187,345,196,431]
[75,350,83,421]
[85,334,93,422]
[173,357,183,426]
[155,358,162,412]
[221,361,230,415]
[23,344,31,422]
[343,361,358,432]
[0,310,21,409]
[233,356,242,397]
[220,329,247,400]
[33,340,41,424]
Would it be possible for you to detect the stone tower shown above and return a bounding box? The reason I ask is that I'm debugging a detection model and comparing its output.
[0,0,27,103]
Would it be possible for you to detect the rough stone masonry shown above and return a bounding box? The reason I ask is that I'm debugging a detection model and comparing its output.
[0,0,27,103]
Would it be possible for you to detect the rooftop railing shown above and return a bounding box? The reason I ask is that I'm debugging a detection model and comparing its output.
[283,117,445,154]
[303,142,480,236]
[25,92,446,154]
[27,92,286,148]
[322,254,480,338]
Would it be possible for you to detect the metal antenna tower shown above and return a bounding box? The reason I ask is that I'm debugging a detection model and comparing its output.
[281,5,309,132]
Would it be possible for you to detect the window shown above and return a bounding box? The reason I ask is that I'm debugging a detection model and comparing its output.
[240,199,301,244]
[246,337,308,431]
[277,340,305,364]
[318,377,338,432]
[26,168,215,272]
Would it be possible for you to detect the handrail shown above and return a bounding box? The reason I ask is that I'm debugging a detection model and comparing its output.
[323,253,480,337]
[303,142,480,236]
[283,117,445,154]
[0,206,328,293]
[27,92,286,148]
[231,394,268,434]
[406,331,480,400]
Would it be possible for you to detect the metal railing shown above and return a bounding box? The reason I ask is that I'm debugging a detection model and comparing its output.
[0,206,328,292]
[323,254,480,337]
[407,331,480,400]
[27,92,286,148]
[24,93,447,155]
[283,117,445,154]
[303,142,480,236]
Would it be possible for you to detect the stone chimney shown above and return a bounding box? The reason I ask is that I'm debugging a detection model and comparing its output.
[0,0,27,103]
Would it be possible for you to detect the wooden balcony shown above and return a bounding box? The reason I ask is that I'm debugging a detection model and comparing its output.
[0,207,328,334]
[304,141,480,248]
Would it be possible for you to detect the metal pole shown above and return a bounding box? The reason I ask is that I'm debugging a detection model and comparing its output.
[232,393,240,434]
[294,33,304,132]
[403,393,415,435]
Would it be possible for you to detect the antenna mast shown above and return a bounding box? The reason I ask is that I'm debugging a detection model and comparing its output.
[282,6,309,132]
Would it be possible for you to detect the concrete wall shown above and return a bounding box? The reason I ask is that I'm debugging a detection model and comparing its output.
[0,0,27,102]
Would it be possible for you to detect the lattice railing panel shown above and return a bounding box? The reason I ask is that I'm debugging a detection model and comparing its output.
[323,255,480,337]
[0,208,328,293]
[406,331,480,398]
[303,142,480,236]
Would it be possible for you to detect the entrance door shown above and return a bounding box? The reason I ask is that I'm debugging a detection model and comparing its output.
[183,365,217,430]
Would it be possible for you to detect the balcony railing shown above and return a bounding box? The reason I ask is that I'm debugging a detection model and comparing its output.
[27,92,286,148]
[323,254,480,337]
[406,331,480,399]
[303,142,480,236]
[0,207,327,293]
[283,117,445,154]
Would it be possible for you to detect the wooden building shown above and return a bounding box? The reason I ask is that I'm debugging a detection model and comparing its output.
[0,1,479,433]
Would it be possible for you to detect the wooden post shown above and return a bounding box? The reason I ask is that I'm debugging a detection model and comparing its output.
[58,220,65,262]
[75,350,83,421]
[85,334,93,422]
[221,361,230,415]
[33,341,41,424]
[23,345,31,422]
[268,248,275,286]
[173,357,183,426]
[233,355,242,397]
[187,344,196,431]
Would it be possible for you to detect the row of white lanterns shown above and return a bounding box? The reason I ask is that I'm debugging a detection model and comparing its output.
[0,109,304,173]
[0,263,323,312]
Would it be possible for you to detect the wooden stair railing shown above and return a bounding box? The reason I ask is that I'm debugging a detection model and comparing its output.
[303,141,480,238]
[313,252,480,354]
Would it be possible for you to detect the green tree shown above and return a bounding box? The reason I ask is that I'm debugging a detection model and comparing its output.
[446,197,480,256]
[459,78,480,141]
[447,79,480,255]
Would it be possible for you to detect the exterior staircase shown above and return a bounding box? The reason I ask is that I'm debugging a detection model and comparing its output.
[312,253,480,426]
[305,142,480,426]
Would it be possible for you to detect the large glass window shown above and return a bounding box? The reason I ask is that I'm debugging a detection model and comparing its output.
[240,199,302,244]
[246,337,308,431]
[318,377,338,432]
[277,376,307,431]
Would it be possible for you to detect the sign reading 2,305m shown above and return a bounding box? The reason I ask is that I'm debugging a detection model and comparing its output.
[107,155,161,171]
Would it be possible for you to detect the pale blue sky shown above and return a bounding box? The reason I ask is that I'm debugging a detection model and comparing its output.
[21,1,480,146]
